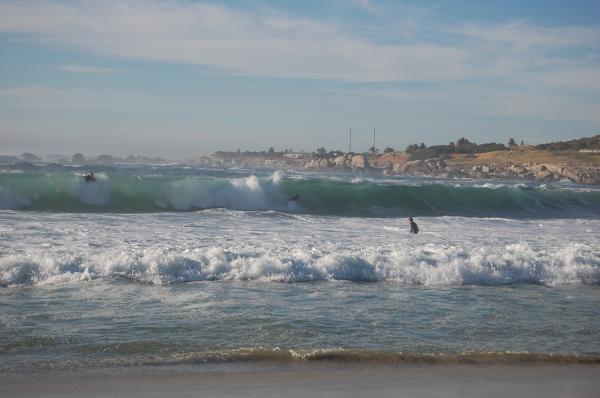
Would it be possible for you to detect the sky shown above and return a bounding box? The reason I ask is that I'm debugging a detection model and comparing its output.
[1,0,599,159]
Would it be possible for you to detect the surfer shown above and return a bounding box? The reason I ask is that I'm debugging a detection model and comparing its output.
[84,173,96,183]
[408,216,419,234]
[287,194,300,204]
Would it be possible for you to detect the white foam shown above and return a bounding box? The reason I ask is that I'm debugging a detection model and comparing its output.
[475,183,504,189]
[270,170,283,184]
[154,174,280,211]
[1,212,599,288]
[1,240,598,287]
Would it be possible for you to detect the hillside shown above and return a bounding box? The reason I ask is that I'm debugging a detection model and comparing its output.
[448,149,600,168]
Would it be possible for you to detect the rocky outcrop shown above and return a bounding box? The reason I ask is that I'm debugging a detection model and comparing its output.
[373,152,411,171]
[377,155,600,185]
[351,155,366,169]
[400,158,447,175]
[333,155,346,167]
[263,159,289,168]
[458,161,600,185]
[304,154,368,171]
[305,158,332,169]
[552,166,600,185]
[213,150,600,186]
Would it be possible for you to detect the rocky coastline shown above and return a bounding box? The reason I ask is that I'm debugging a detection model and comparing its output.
[206,149,600,186]
[379,156,600,185]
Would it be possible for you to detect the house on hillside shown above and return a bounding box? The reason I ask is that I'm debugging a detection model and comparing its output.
[283,153,304,159]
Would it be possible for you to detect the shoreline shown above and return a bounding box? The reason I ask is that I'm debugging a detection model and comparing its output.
[205,148,600,186]
[3,362,600,397]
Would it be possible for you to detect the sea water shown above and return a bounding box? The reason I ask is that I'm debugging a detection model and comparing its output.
[1,164,600,373]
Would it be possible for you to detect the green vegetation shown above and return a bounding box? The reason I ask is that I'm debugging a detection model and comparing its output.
[405,138,508,160]
[535,134,600,151]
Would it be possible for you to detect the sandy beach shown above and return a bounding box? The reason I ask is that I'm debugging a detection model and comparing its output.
[3,363,600,398]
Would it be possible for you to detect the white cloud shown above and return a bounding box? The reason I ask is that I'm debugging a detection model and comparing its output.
[0,0,473,82]
[0,0,598,127]
[356,0,376,14]
[455,20,600,53]
[0,0,597,87]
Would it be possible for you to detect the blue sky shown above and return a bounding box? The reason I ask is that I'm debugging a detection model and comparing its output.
[1,0,599,159]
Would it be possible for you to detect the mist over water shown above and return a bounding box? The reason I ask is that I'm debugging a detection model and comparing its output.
[1,164,600,373]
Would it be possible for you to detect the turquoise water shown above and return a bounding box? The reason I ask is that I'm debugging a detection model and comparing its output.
[1,165,599,372]
[1,164,600,217]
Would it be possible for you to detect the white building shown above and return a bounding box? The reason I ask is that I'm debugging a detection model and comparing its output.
[283,153,304,159]
[579,149,600,153]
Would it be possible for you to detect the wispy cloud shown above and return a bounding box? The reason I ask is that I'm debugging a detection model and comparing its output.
[58,64,116,74]
[0,0,598,127]
[0,1,597,85]
[0,1,485,82]
[356,0,377,14]
[455,20,600,52]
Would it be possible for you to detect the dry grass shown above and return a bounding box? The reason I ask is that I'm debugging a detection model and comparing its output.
[447,150,600,168]
[375,152,411,167]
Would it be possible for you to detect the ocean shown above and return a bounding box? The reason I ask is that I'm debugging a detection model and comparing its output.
[1,163,600,374]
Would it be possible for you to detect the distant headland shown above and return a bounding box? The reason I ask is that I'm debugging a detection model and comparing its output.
[2,135,600,185]
[0,153,169,166]
[202,135,600,185]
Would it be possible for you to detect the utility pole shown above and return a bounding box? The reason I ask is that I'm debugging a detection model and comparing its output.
[373,128,376,152]
[372,128,376,165]
[349,127,352,154]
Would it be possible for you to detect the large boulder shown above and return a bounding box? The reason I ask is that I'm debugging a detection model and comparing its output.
[400,160,432,175]
[351,155,366,169]
[509,164,525,174]
[305,158,331,168]
[533,170,554,181]
[392,163,404,173]
[333,155,346,167]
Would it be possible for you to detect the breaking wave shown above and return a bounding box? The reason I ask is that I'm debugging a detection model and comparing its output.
[1,170,600,218]
[1,242,598,287]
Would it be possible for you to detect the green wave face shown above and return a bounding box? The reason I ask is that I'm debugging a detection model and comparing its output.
[282,179,600,218]
[1,171,600,218]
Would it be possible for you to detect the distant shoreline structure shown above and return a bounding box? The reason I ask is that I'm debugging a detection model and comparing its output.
[201,134,600,185]
[2,135,599,185]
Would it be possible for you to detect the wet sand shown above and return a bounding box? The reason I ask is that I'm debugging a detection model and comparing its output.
[2,363,600,398]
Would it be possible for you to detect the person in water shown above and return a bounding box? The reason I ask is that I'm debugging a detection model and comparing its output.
[287,194,300,203]
[408,216,419,234]
[84,173,96,183]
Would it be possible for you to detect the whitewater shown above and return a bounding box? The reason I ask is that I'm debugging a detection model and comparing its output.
[1,211,599,287]
[1,164,600,373]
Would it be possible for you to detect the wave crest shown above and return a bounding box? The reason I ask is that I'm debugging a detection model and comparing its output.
[1,243,598,287]
[1,171,600,217]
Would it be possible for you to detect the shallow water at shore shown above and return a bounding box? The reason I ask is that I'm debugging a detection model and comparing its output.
[2,279,600,372]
